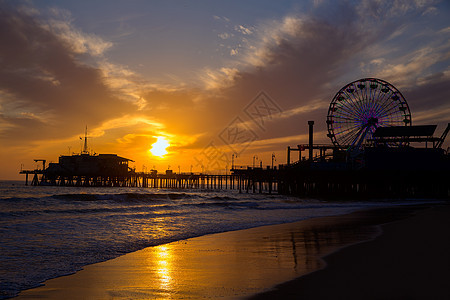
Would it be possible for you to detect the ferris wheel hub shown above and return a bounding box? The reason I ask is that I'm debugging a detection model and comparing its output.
[367,117,378,126]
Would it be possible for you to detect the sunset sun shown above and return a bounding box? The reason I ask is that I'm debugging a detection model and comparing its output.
[149,137,169,158]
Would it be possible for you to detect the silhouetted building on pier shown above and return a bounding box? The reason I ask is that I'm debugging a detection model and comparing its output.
[20,127,136,186]
[21,153,134,186]
[47,154,132,177]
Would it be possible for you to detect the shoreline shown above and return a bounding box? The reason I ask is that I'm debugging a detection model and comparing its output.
[250,203,450,299]
[17,204,436,299]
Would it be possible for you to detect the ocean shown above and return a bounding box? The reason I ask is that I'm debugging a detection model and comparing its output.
[0,180,435,299]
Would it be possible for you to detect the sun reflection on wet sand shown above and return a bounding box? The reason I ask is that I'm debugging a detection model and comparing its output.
[153,245,172,293]
[17,214,379,299]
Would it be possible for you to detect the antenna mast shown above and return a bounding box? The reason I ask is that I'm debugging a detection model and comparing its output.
[83,126,88,154]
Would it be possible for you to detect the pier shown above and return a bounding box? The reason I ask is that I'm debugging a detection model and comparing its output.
[19,78,450,199]
[19,168,279,194]
[19,122,449,199]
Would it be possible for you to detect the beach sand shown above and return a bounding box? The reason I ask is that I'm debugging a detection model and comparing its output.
[251,204,450,300]
[17,204,448,299]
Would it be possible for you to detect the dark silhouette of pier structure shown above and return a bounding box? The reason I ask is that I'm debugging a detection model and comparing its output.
[19,162,271,193]
[238,121,449,199]
[19,79,450,199]
[19,121,449,198]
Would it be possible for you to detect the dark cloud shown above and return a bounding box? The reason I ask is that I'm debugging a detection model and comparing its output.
[405,74,450,126]
[0,5,131,143]
[214,8,377,140]
[407,73,450,110]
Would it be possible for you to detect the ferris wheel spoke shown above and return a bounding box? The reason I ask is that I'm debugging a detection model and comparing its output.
[334,100,358,115]
[333,120,356,127]
[375,85,393,110]
[350,126,370,148]
[353,83,366,107]
[332,104,363,120]
[378,110,402,122]
[368,81,393,118]
[333,108,361,120]
[374,92,405,125]
[333,119,357,126]
[370,86,385,116]
[367,82,387,120]
[333,123,362,135]
[337,130,358,145]
[361,84,372,114]
[377,105,406,120]
[346,88,367,118]
[341,122,375,146]
[334,95,361,118]
[374,103,397,121]
[339,135,355,148]
[341,129,364,147]
[339,86,362,115]
[375,88,405,119]
[357,93,372,120]
[335,127,358,138]
[373,92,398,118]
[336,124,366,141]
[378,115,403,125]
[339,126,362,140]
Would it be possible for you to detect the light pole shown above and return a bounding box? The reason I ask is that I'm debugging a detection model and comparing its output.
[232,153,237,169]
[271,153,276,169]
[252,155,258,168]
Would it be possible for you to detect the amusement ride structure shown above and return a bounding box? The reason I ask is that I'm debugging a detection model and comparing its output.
[326,78,412,151]
[280,77,449,197]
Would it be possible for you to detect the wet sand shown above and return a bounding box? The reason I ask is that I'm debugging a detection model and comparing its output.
[251,204,450,299]
[17,205,443,299]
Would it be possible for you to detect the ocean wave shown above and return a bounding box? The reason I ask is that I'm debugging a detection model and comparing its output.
[0,196,40,203]
[0,205,193,219]
[186,200,259,209]
[2,186,417,300]
[0,192,195,203]
[53,192,194,202]
[207,195,239,201]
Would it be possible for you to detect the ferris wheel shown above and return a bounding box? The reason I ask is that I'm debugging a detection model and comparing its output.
[326,78,411,150]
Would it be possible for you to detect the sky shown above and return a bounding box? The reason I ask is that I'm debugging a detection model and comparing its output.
[0,0,449,180]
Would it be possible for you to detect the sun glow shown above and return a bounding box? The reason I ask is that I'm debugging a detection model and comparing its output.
[150,136,170,158]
